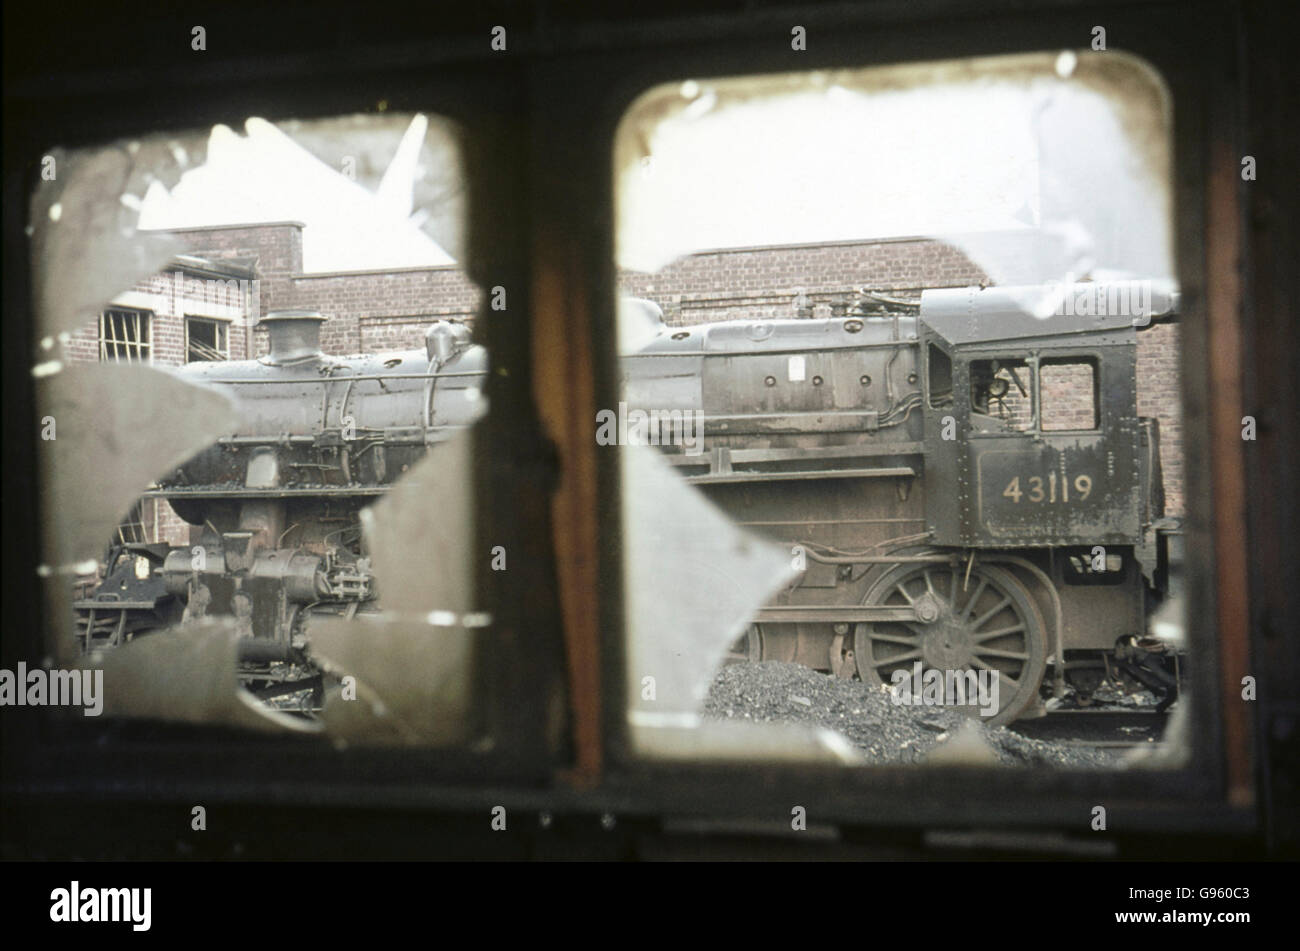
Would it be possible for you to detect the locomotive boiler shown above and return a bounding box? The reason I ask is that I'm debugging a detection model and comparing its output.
[76,283,1182,723]
[623,282,1182,723]
[76,310,483,684]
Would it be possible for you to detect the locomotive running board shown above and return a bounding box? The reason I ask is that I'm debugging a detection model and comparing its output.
[143,486,387,499]
[685,466,915,485]
[754,605,922,623]
[670,443,921,485]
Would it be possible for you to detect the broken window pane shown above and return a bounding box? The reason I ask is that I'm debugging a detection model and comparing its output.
[185,316,229,362]
[32,114,486,745]
[616,51,1184,768]
[99,307,153,362]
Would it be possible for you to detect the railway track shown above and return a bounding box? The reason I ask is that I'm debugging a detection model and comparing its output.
[1010,709,1169,748]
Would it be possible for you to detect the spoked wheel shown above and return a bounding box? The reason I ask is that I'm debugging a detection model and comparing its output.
[722,624,764,665]
[854,561,1047,726]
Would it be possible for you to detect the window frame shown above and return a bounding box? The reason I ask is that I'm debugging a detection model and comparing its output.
[968,354,1038,431]
[925,340,954,410]
[1037,354,1101,433]
[184,314,231,363]
[98,306,154,364]
[586,13,1243,829]
[2,1,1260,843]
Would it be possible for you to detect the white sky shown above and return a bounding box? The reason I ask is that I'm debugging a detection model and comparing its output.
[139,115,453,272]
[621,83,1039,270]
[617,59,1173,285]
[135,56,1171,286]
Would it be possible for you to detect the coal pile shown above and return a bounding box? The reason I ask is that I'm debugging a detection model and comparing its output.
[703,661,1120,768]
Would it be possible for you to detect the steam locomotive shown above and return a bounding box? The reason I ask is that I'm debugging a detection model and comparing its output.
[76,283,1183,723]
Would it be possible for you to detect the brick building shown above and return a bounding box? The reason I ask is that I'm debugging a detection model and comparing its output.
[64,252,257,545]
[70,223,1183,538]
[165,222,481,356]
[64,253,256,366]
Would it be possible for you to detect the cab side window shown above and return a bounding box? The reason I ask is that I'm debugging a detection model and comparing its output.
[1040,358,1099,431]
[969,357,1034,431]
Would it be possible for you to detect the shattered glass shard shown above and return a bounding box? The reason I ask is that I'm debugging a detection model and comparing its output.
[357,429,473,615]
[32,144,195,341]
[80,618,320,734]
[309,429,478,745]
[37,364,238,570]
[622,443,797,719]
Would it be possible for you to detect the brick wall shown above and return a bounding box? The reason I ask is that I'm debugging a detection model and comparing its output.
[1136,322,1182,516]
[164,223,481,356]
[64,269,250,366]
[64,224,1184,516]
[618,237,986,325]
[294,268,480,355]
[1040,362,1098,431]
[170,222,304,351]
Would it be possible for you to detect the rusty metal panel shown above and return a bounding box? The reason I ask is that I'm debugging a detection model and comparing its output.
[1050,549,1145,650]
[922,338,966,547]
[971,434,1136,545]
[969,343,1140,546]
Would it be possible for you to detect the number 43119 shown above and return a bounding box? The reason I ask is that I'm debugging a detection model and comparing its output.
[1002,473,1093,503]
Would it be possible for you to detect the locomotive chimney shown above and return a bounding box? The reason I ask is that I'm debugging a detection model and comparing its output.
[258,310,327,365]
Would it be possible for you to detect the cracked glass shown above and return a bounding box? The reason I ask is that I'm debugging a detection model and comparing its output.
[615,51,1186,769]
[30,114,484,745]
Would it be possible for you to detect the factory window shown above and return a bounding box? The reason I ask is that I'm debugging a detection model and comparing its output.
[185,316,230,362]
[99,307,152,362]
[115,500,149,545]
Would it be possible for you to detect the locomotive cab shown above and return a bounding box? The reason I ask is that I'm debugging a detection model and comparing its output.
[912,282,1182,709]
[919,283,1169,551]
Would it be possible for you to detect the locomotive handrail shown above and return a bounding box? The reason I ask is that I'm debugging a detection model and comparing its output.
[800,553,949,564]
[201,427,462,446]
[626,339,919,358]
[142,486,388,498]
[190,370,483,384]
[700,442,925,462]
[684,466,916,485]
[421,358,437,430]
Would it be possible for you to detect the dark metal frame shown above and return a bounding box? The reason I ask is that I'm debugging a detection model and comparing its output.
[2,0,1283,854]
[588,4,1236,833]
